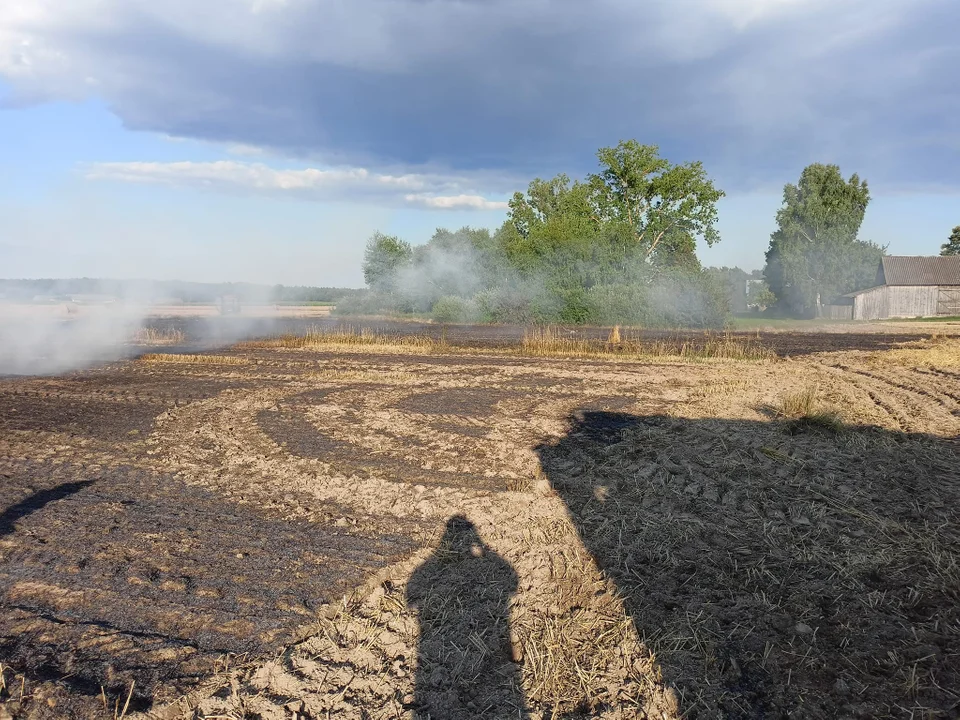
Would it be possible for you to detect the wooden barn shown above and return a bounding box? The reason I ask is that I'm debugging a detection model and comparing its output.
[831,256,960,321]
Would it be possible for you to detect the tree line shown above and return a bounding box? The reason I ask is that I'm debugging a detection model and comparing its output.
[351,142,955,325]
[351,141,730,327]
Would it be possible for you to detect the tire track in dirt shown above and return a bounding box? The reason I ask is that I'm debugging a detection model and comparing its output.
[843,366,960,411]
[0,459,422,714]
[814,363,913,430]
[911,367,960,405]
[815,360,959,433]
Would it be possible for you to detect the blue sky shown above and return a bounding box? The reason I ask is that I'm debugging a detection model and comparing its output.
[1,0,957,287]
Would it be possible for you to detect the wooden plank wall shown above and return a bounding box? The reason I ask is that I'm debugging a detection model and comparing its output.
[822,304,853,320]
[853,286,941,320]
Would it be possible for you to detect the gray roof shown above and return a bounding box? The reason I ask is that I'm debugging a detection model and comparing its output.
[878,256,960,286]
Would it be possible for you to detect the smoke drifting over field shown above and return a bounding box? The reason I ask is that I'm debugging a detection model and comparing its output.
[0,306,148,375]
[351,227,729,328]
[0,280,283,375]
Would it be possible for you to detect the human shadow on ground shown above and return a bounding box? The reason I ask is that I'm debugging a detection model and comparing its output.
[536,411,960,719]
[0,480,94,537]
[406,515,528,719]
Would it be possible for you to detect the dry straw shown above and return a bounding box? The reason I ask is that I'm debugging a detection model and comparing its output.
[237,325,441,351]
[776,386,844,432]
[137,353,248,365]
[520,325,777,362]
[130,327,186,345]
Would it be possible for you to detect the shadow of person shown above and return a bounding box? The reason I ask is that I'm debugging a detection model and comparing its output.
[407,515,528,719]
[0,480,94,538]
[537,411,960,718]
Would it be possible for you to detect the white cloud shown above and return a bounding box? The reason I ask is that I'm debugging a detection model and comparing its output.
[85,160,508,210]
[404,194,509,211]
[225,143,266,156]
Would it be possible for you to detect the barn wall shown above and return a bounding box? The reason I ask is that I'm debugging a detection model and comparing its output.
[822,304,853,320]
[853,286,941,320]
[853,287,887,320]
[885,286,940,318]
[939,286,960,316]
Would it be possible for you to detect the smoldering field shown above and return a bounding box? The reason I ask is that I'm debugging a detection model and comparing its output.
[1,324,959,720]
[0,303,334,375]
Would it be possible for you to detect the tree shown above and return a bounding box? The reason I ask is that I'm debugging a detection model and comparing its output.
[350,141,730,328]
[502,141,724,280]
[942,226,960,256]
[362,232,412,293]
[763,164,883,317]
[404,227,505,311]
[587,140,725,261]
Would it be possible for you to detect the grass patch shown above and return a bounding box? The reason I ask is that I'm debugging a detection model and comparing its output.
[237,326,443,351]
[520,325,777,362]
[130,327,185,345]
[233,324,777,362]
[870,338,960,368]
[882,315,960,323]
[776,386,844,432]
[137,353,248,365]
[728,316,855,331]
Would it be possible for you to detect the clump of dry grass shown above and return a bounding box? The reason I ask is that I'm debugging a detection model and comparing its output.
[875,338,960,368]
[237,325,443,351]
[137,353,248,365]
[520,326,777,362]
[130,327,185,345]
[777,386,844,432]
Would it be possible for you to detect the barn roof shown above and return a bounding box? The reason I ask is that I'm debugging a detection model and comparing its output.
[878,256,960,286]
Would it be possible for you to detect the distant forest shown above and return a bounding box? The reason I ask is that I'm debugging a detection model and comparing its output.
[0,278,364,304]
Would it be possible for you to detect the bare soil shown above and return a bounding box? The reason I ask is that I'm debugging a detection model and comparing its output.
[1,331,958,719]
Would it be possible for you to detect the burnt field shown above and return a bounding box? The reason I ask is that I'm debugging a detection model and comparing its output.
[1,329,959,719]
[134,315,945,357]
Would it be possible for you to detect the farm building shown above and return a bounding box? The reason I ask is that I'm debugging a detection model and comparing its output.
[830,256,960,320]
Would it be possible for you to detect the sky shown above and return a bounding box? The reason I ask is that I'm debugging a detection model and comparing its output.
[1,0,957,287]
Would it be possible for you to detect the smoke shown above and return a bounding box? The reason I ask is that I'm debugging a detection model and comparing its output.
[0,304,149,375]
[348,227,729,327]
[0,279,282,376]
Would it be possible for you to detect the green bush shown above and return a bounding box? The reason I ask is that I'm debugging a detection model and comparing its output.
[333,291,420,317]
[648,271,729,328]
[472,287,534,324]
[584,283,650,325]
[332,291,382,316]
[431,295,474,323]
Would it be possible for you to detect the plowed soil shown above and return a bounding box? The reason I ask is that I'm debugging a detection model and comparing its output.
[1,331,958,719]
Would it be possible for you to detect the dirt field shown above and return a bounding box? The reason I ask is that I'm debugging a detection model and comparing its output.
[1,329,958,719]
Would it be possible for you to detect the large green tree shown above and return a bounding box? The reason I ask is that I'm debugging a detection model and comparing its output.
[941,226,960,256]
[587,140,725,263]
[501,141,724,279]
[763,164,884,317]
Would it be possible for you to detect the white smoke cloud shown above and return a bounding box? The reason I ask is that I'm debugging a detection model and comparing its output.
[0,304,147,375]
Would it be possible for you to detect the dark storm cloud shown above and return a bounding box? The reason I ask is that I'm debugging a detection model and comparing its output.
[2,0,957,190]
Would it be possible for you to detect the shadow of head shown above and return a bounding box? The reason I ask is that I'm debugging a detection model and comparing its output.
[435,514,487,557]
[535,409,960,717]
[0,480,95,537]
[406,515,526,719]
